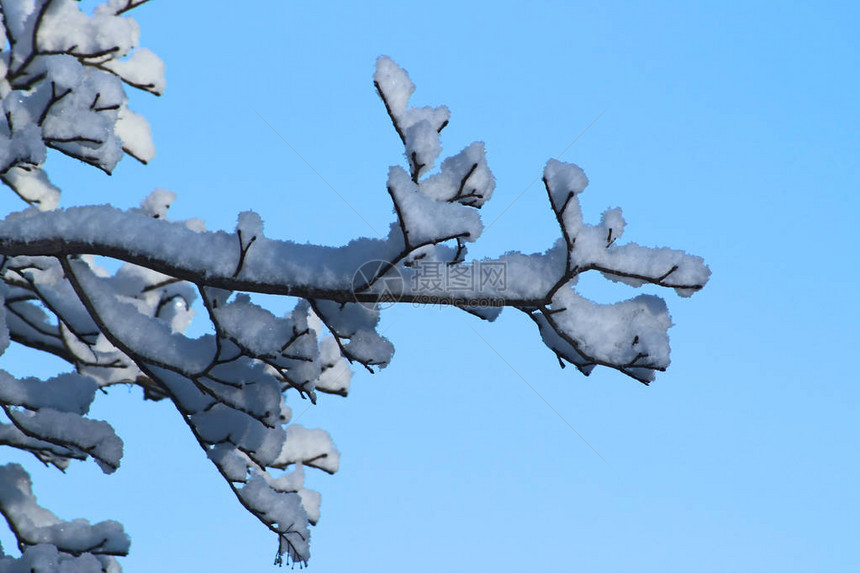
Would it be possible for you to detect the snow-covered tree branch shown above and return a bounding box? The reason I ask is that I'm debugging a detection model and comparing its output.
[0,1,709,570]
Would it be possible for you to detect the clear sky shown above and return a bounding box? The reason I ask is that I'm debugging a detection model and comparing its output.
[2,1,858,572]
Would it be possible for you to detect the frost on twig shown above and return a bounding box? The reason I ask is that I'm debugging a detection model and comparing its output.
[0,5,710,567]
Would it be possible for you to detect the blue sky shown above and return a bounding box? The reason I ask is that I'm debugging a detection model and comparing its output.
[2,1,859,572]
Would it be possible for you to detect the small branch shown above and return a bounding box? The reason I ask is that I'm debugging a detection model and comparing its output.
[45,143,113,174]
[452,163,478,202]
[0,403,119,472]
[232,230,257,278]
[590,263,700,291]
[38,82,73,126]
[409,151,424,183]
[114,0,151,16]
[40,45,121,60]
[141,277,183,292]
[45,136,104,146]
[374,80,405,144]
[387,185,411,251]
[533,307,659,385]
[657,264,679,282]
[6,0,54,81]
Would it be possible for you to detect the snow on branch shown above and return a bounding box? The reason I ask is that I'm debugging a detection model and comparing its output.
[0,370,123,471]
[1,0,161,210]
[0,8,710,567]
[0,463,128,573]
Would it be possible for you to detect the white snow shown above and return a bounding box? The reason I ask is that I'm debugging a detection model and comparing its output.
[373,56,415,119]
[100,48,166,95]
[0,19,712,568]
[315,336,352,395]
[0,167,60,211]
[0,371,97,415]
[115,105,155,163]
[38,0,140,58]
[419,142,495,206]
[388,166,484,246]
[544,159,589,207]
[239,476,310,565]
[275,424,340,474]
[0,464,130,556]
